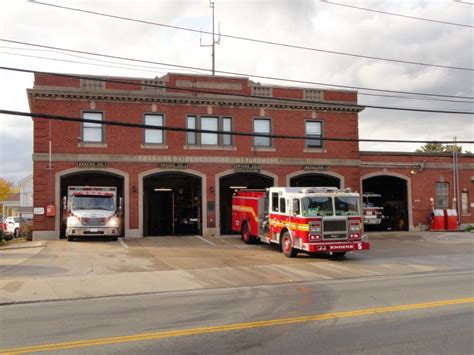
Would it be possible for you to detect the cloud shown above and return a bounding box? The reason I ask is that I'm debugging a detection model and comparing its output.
[0,0,472,183]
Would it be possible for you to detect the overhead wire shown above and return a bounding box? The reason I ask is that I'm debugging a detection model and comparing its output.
[2,66,474,115]
[1,39,473,101]
[321,0,474,28]
[2,109,472,145]
[2,48,472,105]
[27,0,473,72]
[0,46,207,75]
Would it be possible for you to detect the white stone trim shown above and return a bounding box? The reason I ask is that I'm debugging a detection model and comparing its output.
[285,170,345,188]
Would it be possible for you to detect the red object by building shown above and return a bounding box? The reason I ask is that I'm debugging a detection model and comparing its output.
[444,209,458,230]
[430,209,445,231]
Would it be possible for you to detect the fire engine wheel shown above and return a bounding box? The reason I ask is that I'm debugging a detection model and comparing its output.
[281,231,297,258]
[241,223,254,244]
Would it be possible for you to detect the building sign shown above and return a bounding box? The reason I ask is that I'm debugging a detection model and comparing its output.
[34,207,45,215]
[77,161,109,168]
[234,164,261,173]
[303,165,329,171]
[159,163,189,169]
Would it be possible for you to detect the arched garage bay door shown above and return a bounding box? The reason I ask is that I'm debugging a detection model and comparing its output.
[60,171,124,238]
[219,173,274,234]
[143,173,202,236]
[290,173,340,188]
[362,175,409,231]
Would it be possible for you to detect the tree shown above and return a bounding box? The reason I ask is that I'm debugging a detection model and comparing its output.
[0,178,18,219]
[416,143,463,154]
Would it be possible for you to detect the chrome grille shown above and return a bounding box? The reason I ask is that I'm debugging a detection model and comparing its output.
[81,217,106,226]
[323,219,348,240]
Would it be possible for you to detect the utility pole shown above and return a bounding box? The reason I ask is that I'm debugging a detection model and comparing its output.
[200,1,221,75]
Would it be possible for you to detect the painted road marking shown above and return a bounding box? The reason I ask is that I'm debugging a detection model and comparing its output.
[1,297,473,354]
[193,235,216,246]
[118,238,128,249]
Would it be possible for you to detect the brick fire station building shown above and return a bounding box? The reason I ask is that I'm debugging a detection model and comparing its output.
[28,72,474,240]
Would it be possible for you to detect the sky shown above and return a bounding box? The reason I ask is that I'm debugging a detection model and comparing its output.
[0,0,473,184]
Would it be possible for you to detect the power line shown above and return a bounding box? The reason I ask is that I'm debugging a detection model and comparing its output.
[1,39,473,101]
[3,49,472,105]
[0,46,207,75]
[454,0,474,5]
[2,66,474,115]
[322,0,474,28]
[2,109,473,145]
[28,0,473,72]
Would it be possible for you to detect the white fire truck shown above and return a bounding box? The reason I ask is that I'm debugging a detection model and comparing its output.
[63,186,123,241]
[232,187,370,258]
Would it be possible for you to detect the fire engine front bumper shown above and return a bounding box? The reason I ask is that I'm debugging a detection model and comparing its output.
[66,227,120,237]
[302,241,370,253]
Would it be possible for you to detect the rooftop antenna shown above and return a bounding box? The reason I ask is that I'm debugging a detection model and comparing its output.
[200,1,221,75]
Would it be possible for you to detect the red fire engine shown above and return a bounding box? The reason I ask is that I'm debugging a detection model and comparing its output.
[232,187,370,258]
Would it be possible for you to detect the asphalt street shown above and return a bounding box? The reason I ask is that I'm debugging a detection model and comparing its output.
[1,271,473,354]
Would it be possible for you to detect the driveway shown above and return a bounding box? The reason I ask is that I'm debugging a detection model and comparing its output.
[0,232,471,304]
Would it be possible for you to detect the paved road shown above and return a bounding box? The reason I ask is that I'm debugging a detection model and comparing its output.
[1,270,473,354]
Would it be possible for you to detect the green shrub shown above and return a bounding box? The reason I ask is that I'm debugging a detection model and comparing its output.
[465,225,474,233]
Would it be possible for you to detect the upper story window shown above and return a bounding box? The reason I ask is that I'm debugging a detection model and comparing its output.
[254,118,271,147]
[186,115,232,146]
[435,182,449,209]
[144,114,164,144]
[82,112,103,143]
[306,121,322,148]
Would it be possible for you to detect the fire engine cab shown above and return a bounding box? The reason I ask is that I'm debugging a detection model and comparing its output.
[232,187,370,258]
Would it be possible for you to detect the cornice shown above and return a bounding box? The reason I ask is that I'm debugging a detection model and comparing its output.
[27,88,364,113]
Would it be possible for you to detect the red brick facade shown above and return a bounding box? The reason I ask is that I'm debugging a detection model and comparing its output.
[28,72,474,239]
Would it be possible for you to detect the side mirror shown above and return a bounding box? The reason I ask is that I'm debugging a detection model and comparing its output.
[62,196,67,210]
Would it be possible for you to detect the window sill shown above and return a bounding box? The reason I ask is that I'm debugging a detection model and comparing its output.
[251,147,276,152]
[184,145,236,151]
[304,148,326,153]
[78,142,108,148]
[141,144,168,149]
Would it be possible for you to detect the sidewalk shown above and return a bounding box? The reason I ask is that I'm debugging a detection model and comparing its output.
[0,232,470,305]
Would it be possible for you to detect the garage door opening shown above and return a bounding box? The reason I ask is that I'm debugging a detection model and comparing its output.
[362,175,409,231]
[219,173,273,234]
[60,171,124,238]
[143,173,201,236]
[290,173,340,188]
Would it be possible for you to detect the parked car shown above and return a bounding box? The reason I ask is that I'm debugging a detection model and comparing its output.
[3,216,28,239]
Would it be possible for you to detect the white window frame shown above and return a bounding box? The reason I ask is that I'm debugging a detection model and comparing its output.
[305,120,323,148]
[186,115,233,146]
[82,112,103,143]
[435,182,449,209]
[144,114,164,144]
[253,118,271,147]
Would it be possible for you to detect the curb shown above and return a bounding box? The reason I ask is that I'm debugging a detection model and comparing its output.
[0,241,47,250]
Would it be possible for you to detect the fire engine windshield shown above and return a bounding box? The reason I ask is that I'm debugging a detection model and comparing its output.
[72,195,115,211]
[335,196,360,216]
[301,196,333,216]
